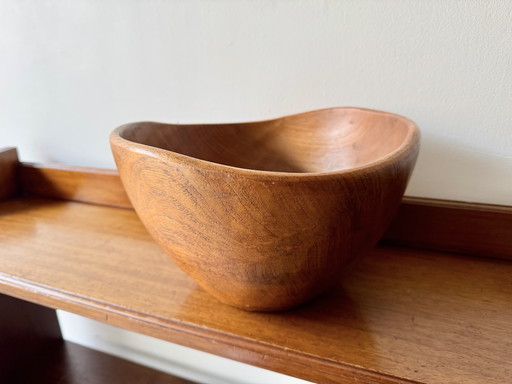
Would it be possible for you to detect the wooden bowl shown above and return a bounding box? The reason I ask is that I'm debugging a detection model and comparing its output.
[110,108,420,311]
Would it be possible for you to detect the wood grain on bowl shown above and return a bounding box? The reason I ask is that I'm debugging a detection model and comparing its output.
[110,108,419,311]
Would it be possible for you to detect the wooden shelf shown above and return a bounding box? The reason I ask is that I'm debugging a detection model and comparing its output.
[1,196,511,384]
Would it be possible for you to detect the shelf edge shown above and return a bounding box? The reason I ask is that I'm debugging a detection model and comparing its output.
[0,271,421,384]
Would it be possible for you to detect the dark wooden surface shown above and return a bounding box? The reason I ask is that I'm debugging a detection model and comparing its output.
[3,340,196,384]
[384,197,512,260]
[1,197,510,384]
[0,295,195,383]
[0,147,19,201]
[0,295,61,376]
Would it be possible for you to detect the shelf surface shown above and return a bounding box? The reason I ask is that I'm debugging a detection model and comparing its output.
[0,197,511,384]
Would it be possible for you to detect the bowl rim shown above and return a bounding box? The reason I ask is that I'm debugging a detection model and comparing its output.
[110,107,420,180]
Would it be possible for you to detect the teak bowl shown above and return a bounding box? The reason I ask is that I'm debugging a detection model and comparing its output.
[110,108,420,311]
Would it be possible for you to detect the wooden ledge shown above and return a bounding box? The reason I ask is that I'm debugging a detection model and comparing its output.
[0,147,19,200]
[1,197,511,384]
[19,162,132,209]
[384,197,512,260]
[2,147,511,260]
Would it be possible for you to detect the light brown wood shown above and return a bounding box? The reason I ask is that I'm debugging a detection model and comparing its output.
[19,162,132,208]
[0,147,19,201]
[110,107,420,310]
[1,197,510,384]
[384,196,512,260]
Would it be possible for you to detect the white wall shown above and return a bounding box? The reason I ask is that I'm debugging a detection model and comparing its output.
[2,0,512,205]
[2,1,511,382]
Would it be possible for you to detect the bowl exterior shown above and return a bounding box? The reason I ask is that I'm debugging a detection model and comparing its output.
[111,124,419,311]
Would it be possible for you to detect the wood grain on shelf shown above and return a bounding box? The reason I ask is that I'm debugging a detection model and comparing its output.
[1,197,510,384]
[20,162,131,208]
[385,197,512,260]
[15,162,512,261]
[0,147,19,201]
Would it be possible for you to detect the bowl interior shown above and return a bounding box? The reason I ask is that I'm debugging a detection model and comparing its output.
[119,108,414,173]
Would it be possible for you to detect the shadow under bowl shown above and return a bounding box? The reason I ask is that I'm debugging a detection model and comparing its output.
[110,107,420,311]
